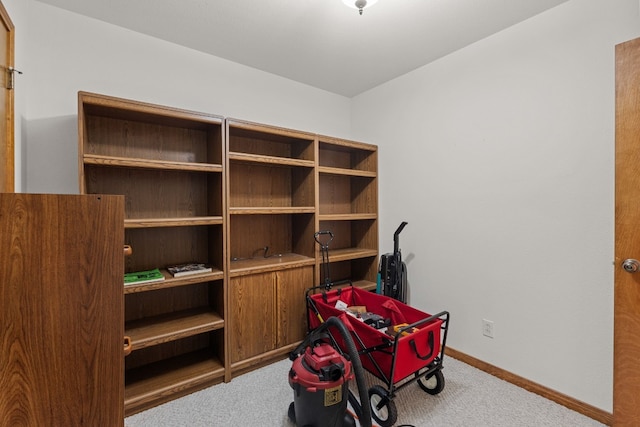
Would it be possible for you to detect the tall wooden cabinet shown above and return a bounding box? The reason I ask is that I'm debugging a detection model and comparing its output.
[77,92,378,414]
[0,193,125,427]
[78,92,226,415]
[225,119,317,374]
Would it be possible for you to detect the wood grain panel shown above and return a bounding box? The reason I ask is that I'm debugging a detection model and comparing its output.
[86,166,213,219]
[292,213,316,258]
[229,162,293,207]
[124,225,219,272]
[352,176,377,215]
[318,138,377,172]
[229,215,293,260]
[227,122,314,161]
[319,174,352,214]
[319,144,353,169]
[0,194,124,427]
[125,282,210,321]
[276,266,313,346]
[84,114,215,164]
[229,273,276,362]
[124,334,213,371]
[317,219,377,252]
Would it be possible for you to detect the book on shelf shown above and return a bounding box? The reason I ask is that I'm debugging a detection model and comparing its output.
[167,262,212,277]
[124,268,165,285]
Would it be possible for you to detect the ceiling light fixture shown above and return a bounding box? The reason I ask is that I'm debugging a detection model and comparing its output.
[342,0,378,15]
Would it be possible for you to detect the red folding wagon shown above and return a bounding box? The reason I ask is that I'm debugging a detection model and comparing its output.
[306,282,450,427]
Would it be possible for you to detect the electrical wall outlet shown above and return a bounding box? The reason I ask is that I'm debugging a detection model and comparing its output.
[482,319,494,338]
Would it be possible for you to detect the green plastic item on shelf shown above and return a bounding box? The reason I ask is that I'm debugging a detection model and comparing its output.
[124,268,164,285]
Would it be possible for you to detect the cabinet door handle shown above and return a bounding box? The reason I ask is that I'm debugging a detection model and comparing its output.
[123,245,132,257]
[124,336,132,356]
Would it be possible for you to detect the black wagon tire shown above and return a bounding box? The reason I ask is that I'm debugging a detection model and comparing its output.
[288,402,296,423]
[417,369,445,395]
[368,385,398,427]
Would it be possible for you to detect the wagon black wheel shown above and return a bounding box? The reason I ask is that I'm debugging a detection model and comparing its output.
[288,402,296,423]
[368,385,397,427]
[418,369,445,395]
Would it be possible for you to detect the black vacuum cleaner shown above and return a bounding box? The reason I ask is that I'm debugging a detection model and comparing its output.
[288,316,372,427]
[379,221,408,303]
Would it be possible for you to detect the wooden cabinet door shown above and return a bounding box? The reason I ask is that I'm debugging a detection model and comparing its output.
[0,194,124,427]
[229,272,277,363]
[276,266,313,347]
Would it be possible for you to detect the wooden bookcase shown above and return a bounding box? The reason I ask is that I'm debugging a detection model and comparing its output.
[78,92,226,415]
[225,119,317,375]
[317,135,378,290]
[77,93,378,413]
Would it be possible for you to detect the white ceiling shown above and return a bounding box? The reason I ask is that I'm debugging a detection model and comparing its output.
[36,0,570,97]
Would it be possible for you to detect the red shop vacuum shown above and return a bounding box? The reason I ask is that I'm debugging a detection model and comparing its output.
[288,316,372,427]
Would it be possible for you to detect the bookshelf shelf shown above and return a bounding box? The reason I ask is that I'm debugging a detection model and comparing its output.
[125,351,225,416]
[84,153,223,172]
[123,269,224,294]
[124,216,224,228]
[126,308,224,350]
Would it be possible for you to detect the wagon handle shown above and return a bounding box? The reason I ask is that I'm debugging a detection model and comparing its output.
[402,310,449,332]
[409,330,435,361]
[314,230,334,246]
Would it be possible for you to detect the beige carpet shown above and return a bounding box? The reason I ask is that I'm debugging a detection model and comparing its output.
[125,356,606,427]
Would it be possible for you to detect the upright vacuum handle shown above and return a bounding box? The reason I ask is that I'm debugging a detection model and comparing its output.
[393,222,408,253]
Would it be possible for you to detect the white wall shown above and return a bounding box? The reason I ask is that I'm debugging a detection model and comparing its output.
[352,0,640,412]
[23,0,352,194]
